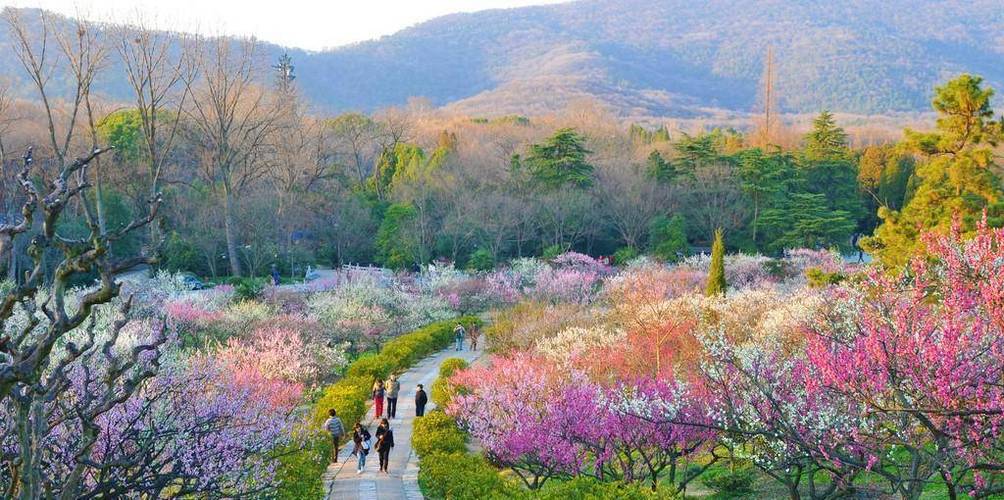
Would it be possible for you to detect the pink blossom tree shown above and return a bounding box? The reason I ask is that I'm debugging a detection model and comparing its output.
[801,220,1004,499]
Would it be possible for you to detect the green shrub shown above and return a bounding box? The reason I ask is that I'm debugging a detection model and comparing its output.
[701,467,756,498]
[763,258,790,279]
[418,452,519,500]
[343,318,480,383]
[312,377,369,430]
[613,246,640,265]
[541,244,564,260]
[467,249,495,272]
[430,377,457,410]
[432,358,470,408]
[345,352,396,381]
[438,358,469,378]
[412,410,466,457]
[806,267,847,288]
[537,476,680,499]
[230,277,266,301]
[649,215,688,262]
[275,430,331,499]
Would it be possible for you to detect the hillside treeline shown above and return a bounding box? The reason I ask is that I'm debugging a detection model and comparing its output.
[0,13,1000,280]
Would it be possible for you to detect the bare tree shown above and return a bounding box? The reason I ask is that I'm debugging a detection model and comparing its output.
[596,161,674,249]
[0,147,163,499]
[6,10,110,230]
[0,80,25,281]
[327,112,381,185]
[681,162,751,241]
[374,105,413,152]
[114,21,193,241]
[185,36,278,277]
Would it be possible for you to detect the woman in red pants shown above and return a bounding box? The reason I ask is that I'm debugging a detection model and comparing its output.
[372,379,385,418]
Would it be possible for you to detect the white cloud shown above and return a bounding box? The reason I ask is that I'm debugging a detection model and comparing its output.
[0,0,571,51]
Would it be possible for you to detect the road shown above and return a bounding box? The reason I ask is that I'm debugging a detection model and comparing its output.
[323,345,483,500]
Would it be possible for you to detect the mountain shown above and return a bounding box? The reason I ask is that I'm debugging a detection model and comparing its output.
[3,1,1004,118]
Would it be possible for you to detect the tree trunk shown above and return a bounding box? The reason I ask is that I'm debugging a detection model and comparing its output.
[787,483,800,500]
[222,185,243,277]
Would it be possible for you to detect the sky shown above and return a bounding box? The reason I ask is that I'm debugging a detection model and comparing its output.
[0,0,570,51]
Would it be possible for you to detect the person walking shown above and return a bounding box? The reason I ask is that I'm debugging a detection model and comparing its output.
[270,264,281,286]
[351,423,372,474]
[375,418,395,473]
[323,409,345,463]
[372,379,386,419]
[415,384,428,417]
[386,374,401,419]
[453,323,466,351]
[468,324,480,351]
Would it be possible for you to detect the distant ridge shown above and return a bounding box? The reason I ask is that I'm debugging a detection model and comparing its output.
[2,1,1003,119]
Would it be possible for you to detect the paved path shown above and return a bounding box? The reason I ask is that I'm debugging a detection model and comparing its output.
[323,344,483,500]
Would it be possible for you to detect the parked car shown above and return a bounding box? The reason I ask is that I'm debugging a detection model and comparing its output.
[181,274,206,290]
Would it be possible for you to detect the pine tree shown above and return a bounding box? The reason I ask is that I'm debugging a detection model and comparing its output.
[645,150,678,183]
[761,193,856,251]
[273,53,295,93]
[804,110,849,161]
[862,74,1004,267]
[526,128,594,189]
[800,111,865,241]
[705,228,727,296]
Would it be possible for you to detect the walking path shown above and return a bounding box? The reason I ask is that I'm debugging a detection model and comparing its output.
[323,344,483,500]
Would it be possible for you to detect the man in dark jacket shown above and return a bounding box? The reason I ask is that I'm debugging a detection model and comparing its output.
[270,264,281,286]
[415,384,428,417]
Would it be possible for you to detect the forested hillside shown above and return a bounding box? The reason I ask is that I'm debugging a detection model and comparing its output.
[2,1,1004,117]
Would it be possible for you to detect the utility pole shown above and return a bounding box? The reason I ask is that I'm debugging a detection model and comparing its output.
[756,45,777,147]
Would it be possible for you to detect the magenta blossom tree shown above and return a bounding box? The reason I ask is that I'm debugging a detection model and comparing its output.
[448,354,717,492]
[802,220,1004,499]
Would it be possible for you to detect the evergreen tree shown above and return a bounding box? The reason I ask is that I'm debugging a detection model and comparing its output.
[368,143,426,199]
[705,228,727,296]
[857,144,915,233]
[862,74,1004,267]
[799,111,866,238]
[671,133,721,173]
[629,124,671,145]
[273,53,295,93]
[648,214,688,261]
[803,110,849,161]
[376,203,419,269]
[645,150,678,184]
[736,148,797,247]
[761,193,857,251]
[526,128,594,189]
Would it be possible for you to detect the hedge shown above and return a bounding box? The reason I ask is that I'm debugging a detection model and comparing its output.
[438,357,469,378]
[431,357,469,408]
[418,452,520,500]
[414,359,519,499]
[275,429,330,499]
[412,410,466,458]
[344,317,480,381]
[535,476,681,499]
